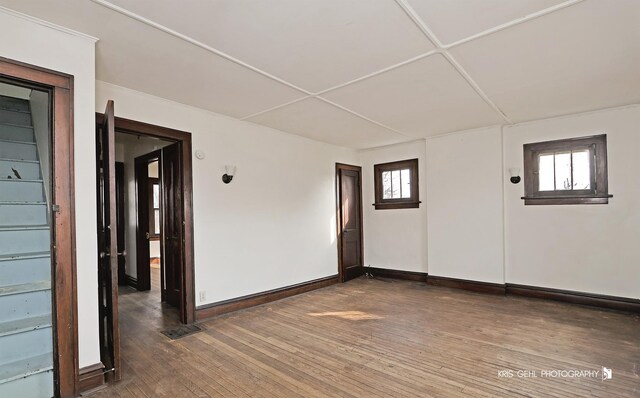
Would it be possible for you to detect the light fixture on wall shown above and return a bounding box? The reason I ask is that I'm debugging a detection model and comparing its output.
[222,165,236,184]
[509,167,521,184]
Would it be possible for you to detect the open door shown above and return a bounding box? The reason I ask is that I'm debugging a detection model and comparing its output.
[96,100,120,381]
[115,162,126,285]
[162,142,183,307]
[336,163,364,282]
[134,150,161,292]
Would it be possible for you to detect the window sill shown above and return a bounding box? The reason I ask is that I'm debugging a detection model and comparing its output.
[373,201,421,210]
[521,194,612,205]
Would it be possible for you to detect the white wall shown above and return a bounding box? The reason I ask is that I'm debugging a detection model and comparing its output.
[96,81,358,305]
[358,140,427,273]
[426,127,505,283]
[504,105,640,299]
[0,9,99,367]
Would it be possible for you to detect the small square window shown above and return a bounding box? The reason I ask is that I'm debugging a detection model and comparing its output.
[522,134,612,205]
[374,159,420,210]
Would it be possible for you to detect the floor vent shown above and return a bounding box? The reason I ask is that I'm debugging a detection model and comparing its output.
[161,324,203,340]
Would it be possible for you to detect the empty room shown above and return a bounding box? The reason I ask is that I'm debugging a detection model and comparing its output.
[0,1,638,397]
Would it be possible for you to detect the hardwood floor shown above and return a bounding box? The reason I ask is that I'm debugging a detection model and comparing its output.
[89,277,639,397]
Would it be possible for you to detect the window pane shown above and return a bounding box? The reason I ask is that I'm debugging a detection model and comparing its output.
[154,209,160,234]
[572,150,590,190]
[153,184,160,209]
[555,152,572,190]
[538,154,555,191]
[382,171,392,199]
[401,169,411,198]
[391,170,401,198]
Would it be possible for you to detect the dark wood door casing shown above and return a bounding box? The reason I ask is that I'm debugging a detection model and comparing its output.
[95,112,195,324]
[335,163,364,282]
[0,57,78,397]
[134,150,161,292]
[162,142,183,307]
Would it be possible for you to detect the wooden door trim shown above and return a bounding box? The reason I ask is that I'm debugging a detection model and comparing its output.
[96,113,195,324]
[0,58,78,397]
[335,163,364,283]
[134,150,161,292]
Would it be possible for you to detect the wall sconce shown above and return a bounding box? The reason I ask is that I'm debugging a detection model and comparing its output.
[222,165,236,184]
[509,167,521,184]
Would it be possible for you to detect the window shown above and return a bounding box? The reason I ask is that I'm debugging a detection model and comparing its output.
[522,134,611,205]
[149,179,161,238]
[373,158,420,209]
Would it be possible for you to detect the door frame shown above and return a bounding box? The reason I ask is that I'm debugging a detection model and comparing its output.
[95,113,195,324]
[0,58,78,397]
[134,150,162,292]
[335,163,364,283]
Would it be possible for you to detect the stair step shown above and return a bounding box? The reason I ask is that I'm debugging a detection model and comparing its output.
[0,124,34,143]
[0,225,48,231]
[0,255,50,286]
[0,158,40,180]
[0,202,48,226]
[0,369,53,398]
[0,289,51,322]
[0,109,32,127]
[0,179,44,202]
[0,353,52,385]
[0,281,50,297]
[0,140,37,161]
[0,226,50,256]
[0,315,51,337]
[0,325,52,367]
[0,95,30,113]
[0,251,49,262]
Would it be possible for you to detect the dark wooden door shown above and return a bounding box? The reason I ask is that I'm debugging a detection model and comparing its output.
[336,164,364,282]
[96,100,120,381]
[134,151,160,292]
[115,162,126,285]
[162,143,183,307]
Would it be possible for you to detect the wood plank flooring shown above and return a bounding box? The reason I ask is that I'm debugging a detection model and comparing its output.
[88,277,640,397]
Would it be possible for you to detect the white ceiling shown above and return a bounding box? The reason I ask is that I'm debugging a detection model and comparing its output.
[1,0,638,149]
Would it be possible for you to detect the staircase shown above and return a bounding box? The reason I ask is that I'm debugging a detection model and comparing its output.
[0,95,54,398]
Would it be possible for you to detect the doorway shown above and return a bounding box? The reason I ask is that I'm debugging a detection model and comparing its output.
[0,58,76,397]
[335,163,364,282]
[95,102,195,382]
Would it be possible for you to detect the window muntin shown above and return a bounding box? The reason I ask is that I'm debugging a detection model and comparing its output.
[522,135,610,205]
[382,168,411,199]
[374,158,419,209]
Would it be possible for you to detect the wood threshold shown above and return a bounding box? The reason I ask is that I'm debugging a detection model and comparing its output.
[124,275,137,290]
[78,362,105,394]
[195,275,338,321]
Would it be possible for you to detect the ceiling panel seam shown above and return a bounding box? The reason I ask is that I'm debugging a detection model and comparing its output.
[317,97,412,139]
[443,0,585,49]
[91,0,586,134]
[90,0,312,96]
[394,0,512,124]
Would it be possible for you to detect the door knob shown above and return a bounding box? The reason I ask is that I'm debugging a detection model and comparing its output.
[146,232,150,239]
